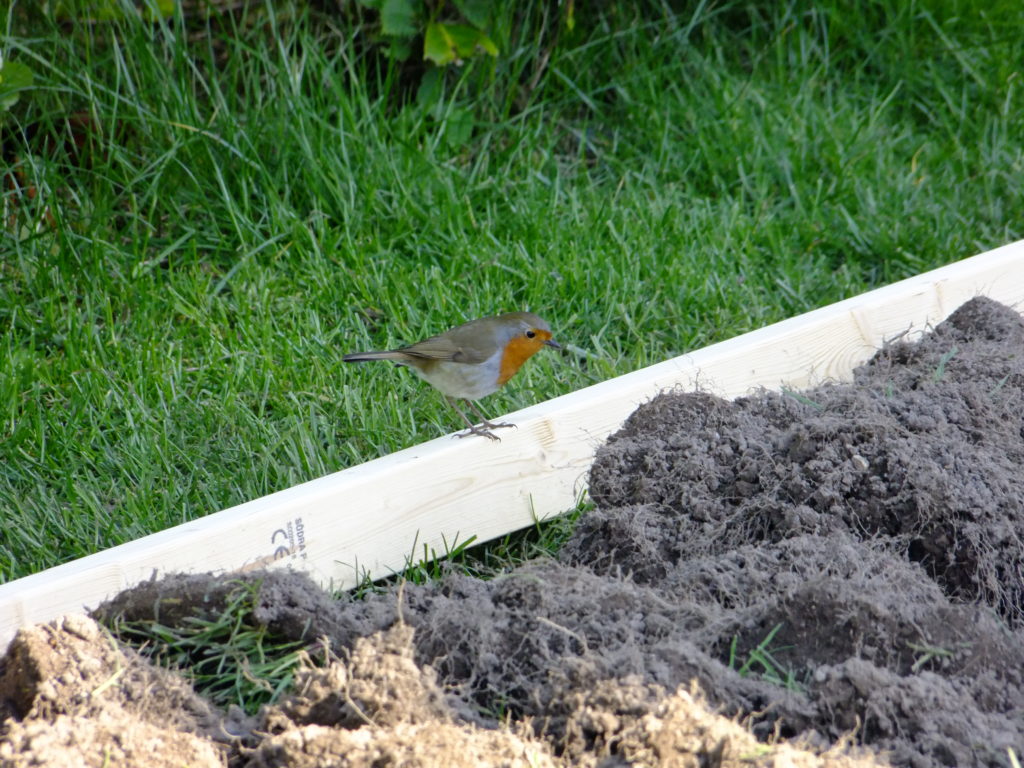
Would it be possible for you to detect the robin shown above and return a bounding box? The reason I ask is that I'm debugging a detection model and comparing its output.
[343,312,560,440]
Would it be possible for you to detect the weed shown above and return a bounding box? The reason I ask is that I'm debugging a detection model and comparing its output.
[728,623,805,693]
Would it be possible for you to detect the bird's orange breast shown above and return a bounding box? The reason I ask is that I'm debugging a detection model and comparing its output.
[497,333,549,386]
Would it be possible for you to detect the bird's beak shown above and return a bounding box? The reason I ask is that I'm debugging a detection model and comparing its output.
[544,338,562,350]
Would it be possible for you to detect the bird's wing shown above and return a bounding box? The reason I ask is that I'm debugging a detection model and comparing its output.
[400,324,495,364]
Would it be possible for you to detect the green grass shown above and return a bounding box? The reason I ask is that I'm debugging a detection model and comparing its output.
[2,0,1024,583]
[727,623,806,693]
[355,496,591,596]
[108,578,308,713]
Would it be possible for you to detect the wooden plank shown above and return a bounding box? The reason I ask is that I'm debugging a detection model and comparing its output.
[2,239,1023,648]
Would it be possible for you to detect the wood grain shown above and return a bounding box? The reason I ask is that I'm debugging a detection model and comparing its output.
[3,239,1023,648]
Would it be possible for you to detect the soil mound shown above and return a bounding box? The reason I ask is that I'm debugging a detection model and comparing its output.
[0,614,236,767]
[3,296,1023,767]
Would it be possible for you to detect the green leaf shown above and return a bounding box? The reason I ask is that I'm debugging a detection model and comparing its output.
[416,66,443,110]
[452,0,491,29]
[446,23,498,58]
[425,22,498,65]
[424,22,456,66]
[381,0,418,37]
[0,60,35,112]
[444,107,473,149]
[476,34,499,57]
[387,36,413,61]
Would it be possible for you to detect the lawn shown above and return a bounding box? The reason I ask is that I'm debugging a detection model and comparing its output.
[2,0,1022,583]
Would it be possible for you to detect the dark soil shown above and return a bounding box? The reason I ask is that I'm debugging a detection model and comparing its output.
[3,296,1023,767]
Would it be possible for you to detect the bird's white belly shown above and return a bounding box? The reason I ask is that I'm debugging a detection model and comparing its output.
[412,351,502,400]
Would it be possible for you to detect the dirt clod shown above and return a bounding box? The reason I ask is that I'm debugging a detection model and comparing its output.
[0,615,232,767]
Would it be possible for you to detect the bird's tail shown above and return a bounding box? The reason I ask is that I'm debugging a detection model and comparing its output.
[342,350,409,363]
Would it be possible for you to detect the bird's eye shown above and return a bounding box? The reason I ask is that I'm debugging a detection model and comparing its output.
[526,330,537,339]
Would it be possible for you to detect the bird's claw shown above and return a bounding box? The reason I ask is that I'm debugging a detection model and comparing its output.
[457,425,502,441]
[481,421,516,431]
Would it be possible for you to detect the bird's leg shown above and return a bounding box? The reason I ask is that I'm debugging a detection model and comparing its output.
[465,400,516,432]
[445,397,500,441]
